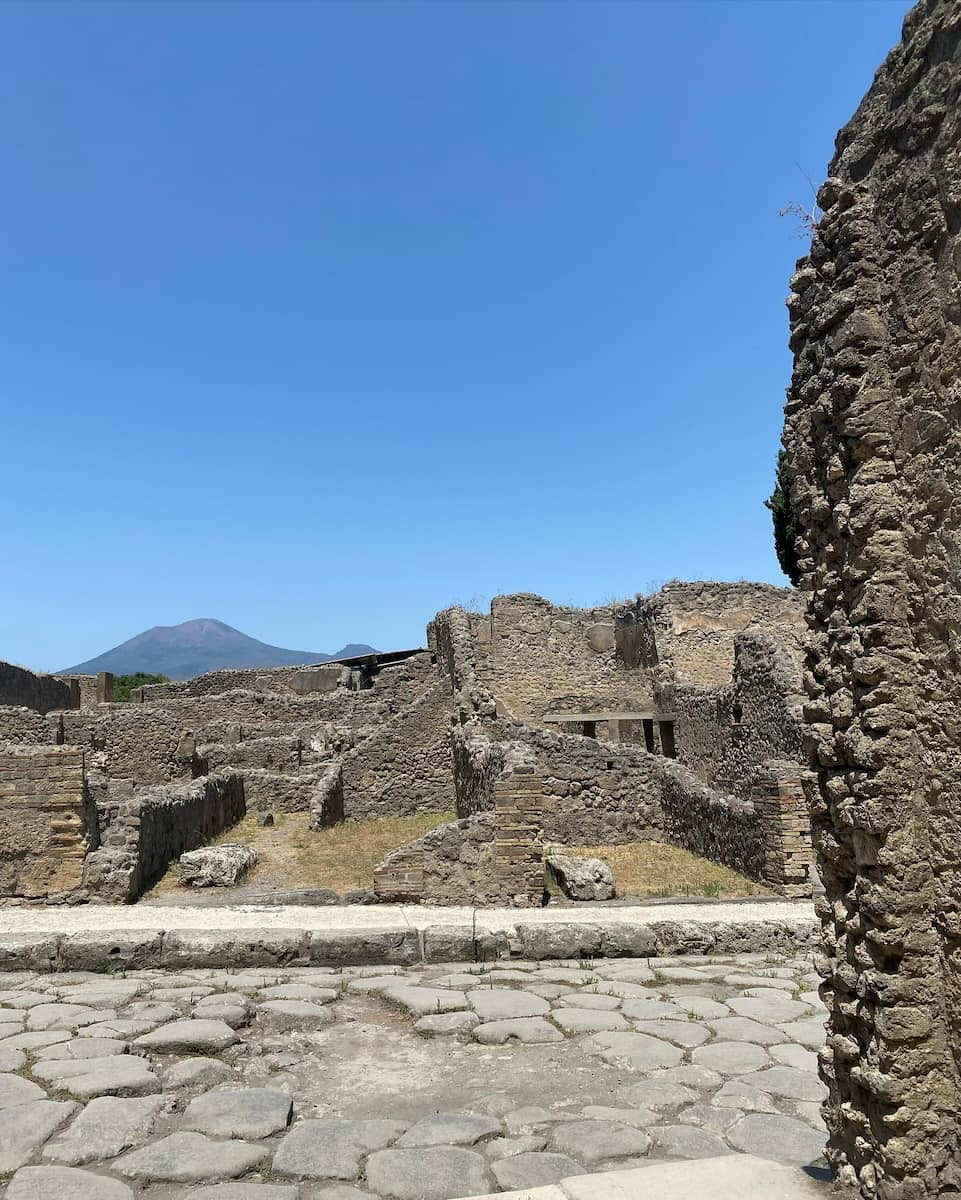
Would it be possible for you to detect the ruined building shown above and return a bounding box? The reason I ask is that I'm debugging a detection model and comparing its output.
[782,0,961,1194]
[0,580,811,907]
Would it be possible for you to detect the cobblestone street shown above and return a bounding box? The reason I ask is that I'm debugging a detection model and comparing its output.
[0,950,827,1198]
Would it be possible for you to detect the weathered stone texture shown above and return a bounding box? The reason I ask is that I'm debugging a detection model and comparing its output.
[83,773,246,901]
[0,705,53,745]
[0,745,92,900]
[0,662,73,714]
[782,2,961,1193]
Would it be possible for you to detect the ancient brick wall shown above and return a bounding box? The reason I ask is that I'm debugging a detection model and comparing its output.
[373,769,544,906]
[633,583,804,688]
[139,663,346,701]
[0,745,92,901]
[83,772,245,901]
[781,2,961,1193]
[59,706,197,785]
[0,705,54,745]
[319,681,456,820]
[0,661,73,714]
[454,595,654,727]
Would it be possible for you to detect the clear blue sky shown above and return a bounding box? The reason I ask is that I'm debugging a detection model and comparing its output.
[2,0,907,670]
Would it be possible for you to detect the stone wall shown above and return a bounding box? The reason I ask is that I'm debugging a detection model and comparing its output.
[465,595,654,727]
[0,706,54,745]
[336,680,455,819]
[59,706,197,785]
[83,772,245,902]
[139,663,346,701]
[0,661,73,714]
[632,583,804,688]
[373,768,545,906]
[0,745,92,901]
[781,2,961,1193]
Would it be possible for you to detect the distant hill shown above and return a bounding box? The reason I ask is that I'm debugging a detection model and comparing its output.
[60,619,376,680]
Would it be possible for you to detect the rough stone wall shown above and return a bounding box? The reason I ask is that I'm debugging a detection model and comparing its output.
[670,684,733,784]
[58,706,197,785]
[714,633,805,800]
[0,745,93,901]
[466,595,653,727]
[0,706,54,745]
[633,582,804,688]
[660,759,765,883]
[781,3,961,1193]
[373,768,545,906]
[83,772,245,902]
[320,681,456,821]
[139,663,346,701]
[61,675,99,709]
[0,661,73,714]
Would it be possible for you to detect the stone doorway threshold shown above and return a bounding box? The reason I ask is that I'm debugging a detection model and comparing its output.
[463,1156,829,1200]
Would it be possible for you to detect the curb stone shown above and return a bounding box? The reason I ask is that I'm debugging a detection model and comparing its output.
[0,917,817,972]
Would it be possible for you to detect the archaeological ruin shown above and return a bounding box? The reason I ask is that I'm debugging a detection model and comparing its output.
[782,0,961,1194]
[0,581,811,908]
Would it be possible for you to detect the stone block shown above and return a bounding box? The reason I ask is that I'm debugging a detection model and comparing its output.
[60,930,164,973]
[162,930,310,969]
[309,927,420,966]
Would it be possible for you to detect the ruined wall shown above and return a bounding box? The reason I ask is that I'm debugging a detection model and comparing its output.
[714,633,805,800]
[466,595,653,726]
[373,768,545,906]
[781,3,961,1193]
[83,772,245,901]
[139,663,346,701]
[323,681,455,820]
[0,661,73,714]
[59,706,197,785]
[0,706,54,745]
[671,684,733,784]
[0,745,92,901]
[633,582,804,688]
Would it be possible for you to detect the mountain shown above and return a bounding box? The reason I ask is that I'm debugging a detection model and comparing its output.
[60,619,376,680]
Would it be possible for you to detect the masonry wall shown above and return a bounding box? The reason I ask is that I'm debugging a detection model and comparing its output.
[59,706,197,785]
[0,745,92,901]
[0,661,73,714]
[83,772,245,901]
[373,769,545,906]
[470,595,654,726]
[0,706,54,745]
[781,3,961,1193]
[139,663,346,701]
[632,583,804,688]
[321,681,456,820]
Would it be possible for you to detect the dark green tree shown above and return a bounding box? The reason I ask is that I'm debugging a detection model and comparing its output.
[765,449,801,586]
[113,673,169,702]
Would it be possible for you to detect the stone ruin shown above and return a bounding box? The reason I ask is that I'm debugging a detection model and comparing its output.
[782,0,961,1193]
[0,579,813,906]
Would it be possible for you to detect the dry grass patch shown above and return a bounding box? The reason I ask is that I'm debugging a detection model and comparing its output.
[563,841,770,899]
[147,810,454,897]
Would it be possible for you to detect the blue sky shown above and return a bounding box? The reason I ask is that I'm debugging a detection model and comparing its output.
[2,0,907,670]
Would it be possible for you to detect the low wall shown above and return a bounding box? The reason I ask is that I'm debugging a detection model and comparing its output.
[83,773,246,902]
[0,661,73,714]
[660,759,812,896]
[373,768,545,906]
[0,745,92,901]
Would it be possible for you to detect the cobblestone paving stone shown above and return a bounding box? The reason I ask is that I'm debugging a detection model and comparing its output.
[0,951,826,1197]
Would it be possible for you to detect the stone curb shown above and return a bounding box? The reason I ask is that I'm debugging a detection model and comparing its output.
[0,917,817,972]
[458,1155,828,1199]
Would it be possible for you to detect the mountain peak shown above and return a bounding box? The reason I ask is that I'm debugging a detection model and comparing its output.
[60,619,376,680]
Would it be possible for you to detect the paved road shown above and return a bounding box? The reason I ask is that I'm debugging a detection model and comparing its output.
[0,949,829,1198]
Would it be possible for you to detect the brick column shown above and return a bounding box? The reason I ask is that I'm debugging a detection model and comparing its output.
[752,763,813,898]
[494,767,544,906]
